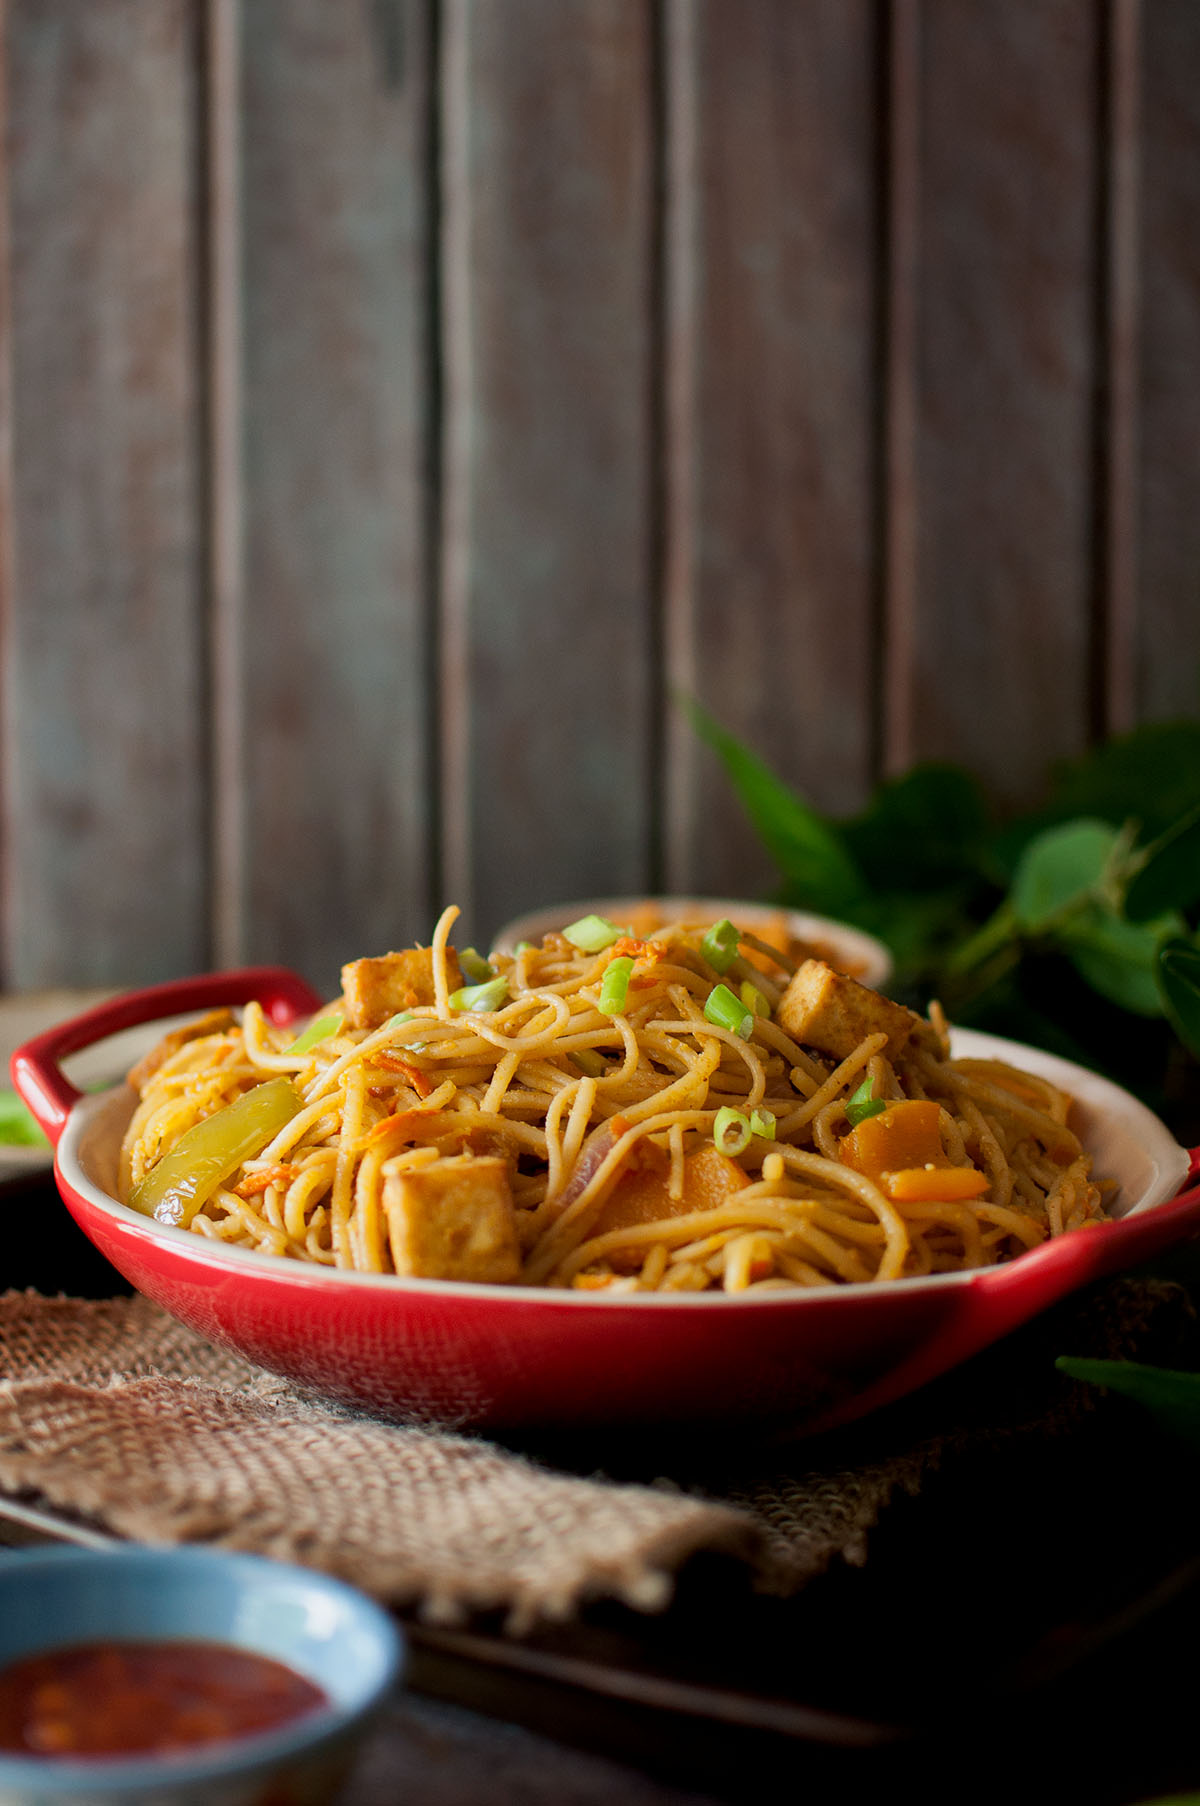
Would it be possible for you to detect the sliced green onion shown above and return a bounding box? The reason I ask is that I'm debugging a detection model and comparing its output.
[449,976,510,1013]
[749,1108,776,1140]
[513,940,536,954]
[458,946,494,983]
[700,918,740,975]
[129,1078,304,1228]
[385,1010,427,1051]
[713,1106,751,1156]
[563,913,625,953]
[570,1048,607,1078]
[740,980,769,1018]
[704,983,754,1040]
[845,1076,887,1129]
[598,955,635,1015]
[284,1010,344,1056]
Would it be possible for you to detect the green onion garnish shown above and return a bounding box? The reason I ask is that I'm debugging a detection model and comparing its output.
[700,918,740,975]
[458,947,494,983]
[845,1076,887,1129]
[740,980,769,1018]
[563,914,625,953]
[749,1108,776,1140]
[713,1106,751,1156]
[570,1048,607,1078]
[285,1010,344,1055]
[513,940,535,954]
[598,956,635,1015]
[385,1012,413,1029]
[704,983,753,1039]
[449,976,510,1013]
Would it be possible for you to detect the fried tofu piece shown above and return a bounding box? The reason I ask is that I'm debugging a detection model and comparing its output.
[340,946,463,1030]
[127,1008,236,1093]
[383,1154,521,1283]
[776,959,917,1062]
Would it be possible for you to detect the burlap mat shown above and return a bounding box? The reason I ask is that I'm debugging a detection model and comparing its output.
[0,1278,1190,1630]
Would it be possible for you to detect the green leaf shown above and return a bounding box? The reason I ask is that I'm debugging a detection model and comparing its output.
[1010,819,1119,932]
[1060,900,1176,1017]
[1058,722,1200,832]
[1157,937,1200,1058]
[1124,799,1200,923]
[1056,1357,1200,1444]
[1047,722,1200,840]
[685,701,863,911]
[0,1089,49,1148]
[841,764,992,891]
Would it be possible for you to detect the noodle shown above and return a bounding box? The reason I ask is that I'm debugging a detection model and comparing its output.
[118,906,1109,1292]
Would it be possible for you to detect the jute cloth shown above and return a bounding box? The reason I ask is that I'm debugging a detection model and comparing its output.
[0,1279,1187,1630]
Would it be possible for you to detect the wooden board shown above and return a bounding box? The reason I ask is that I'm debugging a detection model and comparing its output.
[885,0,1100,805]
[2,0,205,987]
[663,0,882,895]
[440,0,656,946]
[234,0,434,989]
[0,1,1196,989]
[1135,0,1200,725]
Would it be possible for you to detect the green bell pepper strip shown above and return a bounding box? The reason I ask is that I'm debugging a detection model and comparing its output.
[128,1077,305,1228]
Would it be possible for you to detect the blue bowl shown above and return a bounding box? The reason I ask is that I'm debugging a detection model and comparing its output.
[0,1545,404,1804]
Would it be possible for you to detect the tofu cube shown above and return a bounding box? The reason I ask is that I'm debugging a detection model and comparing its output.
[776,959,917,1062]
[384,1155,521,1283]
[340,946,463,1030]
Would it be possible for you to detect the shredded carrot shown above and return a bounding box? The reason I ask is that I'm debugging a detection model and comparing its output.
[366,1107,434,1145]
[612,937,666,964]
[373,1052,434,1097]
[234,1164,300,1198]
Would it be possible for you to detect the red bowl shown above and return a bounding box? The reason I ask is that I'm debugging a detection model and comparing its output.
[12,969,1200,1433]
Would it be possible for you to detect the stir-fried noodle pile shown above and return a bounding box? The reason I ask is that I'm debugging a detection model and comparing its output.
[119,906,1107,1291]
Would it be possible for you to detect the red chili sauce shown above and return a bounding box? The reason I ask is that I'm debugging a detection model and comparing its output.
[0,1639,328,1759]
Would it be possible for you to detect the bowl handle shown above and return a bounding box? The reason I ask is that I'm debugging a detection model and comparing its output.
[10,967,325,1146]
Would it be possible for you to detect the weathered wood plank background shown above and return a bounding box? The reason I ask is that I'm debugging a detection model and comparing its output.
[0,0,1196,992]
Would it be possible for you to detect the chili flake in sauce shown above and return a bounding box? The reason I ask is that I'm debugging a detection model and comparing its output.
[0,1639,327,1758]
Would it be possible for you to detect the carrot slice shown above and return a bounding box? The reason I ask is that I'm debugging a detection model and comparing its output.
[883,1166,990,1203]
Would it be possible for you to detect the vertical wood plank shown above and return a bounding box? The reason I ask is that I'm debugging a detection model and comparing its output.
[889,0,1101,803]
[663,0,882,896]
[237,0,433,988]
[2,0,205,987]
[1136,0,1200,724]
[1100,0,1141,736]
[441,0,656,945]
[881,0,921,778]
[206,0,245,972]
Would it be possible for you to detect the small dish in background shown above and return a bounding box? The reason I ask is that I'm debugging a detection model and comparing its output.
[0,1545,403,1804]
[491,895,893,989]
